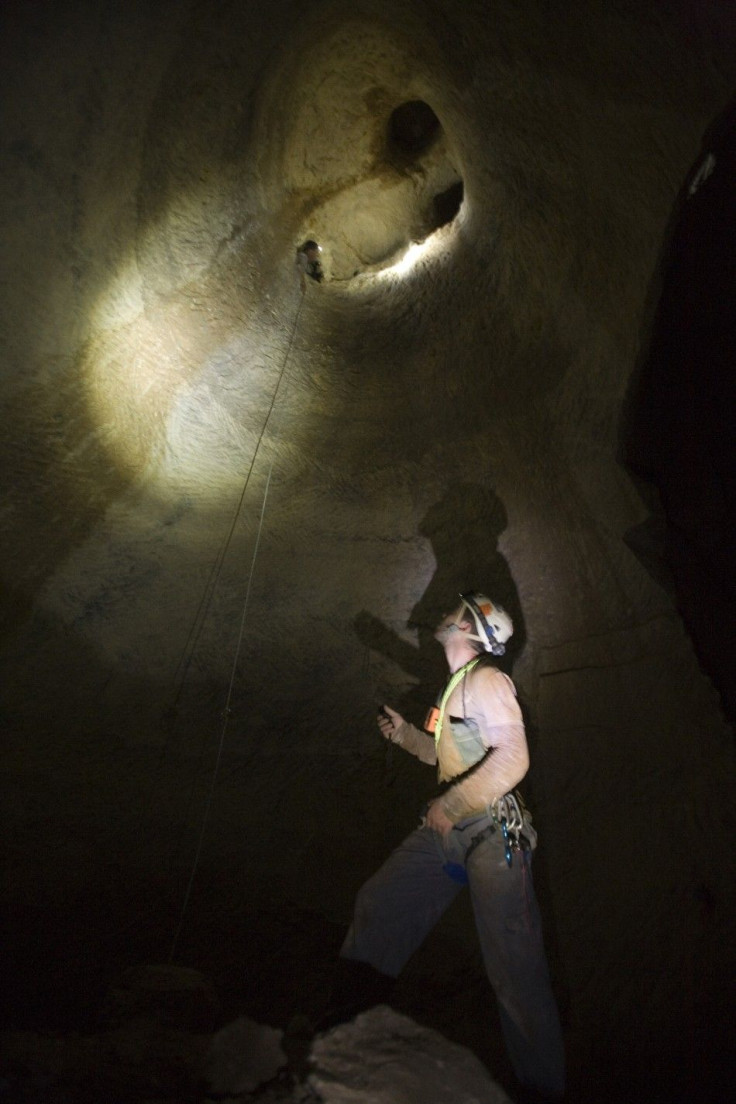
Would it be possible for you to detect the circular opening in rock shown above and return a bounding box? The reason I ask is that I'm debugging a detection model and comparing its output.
[388,100,441,158]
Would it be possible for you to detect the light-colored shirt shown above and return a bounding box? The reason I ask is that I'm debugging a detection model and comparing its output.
[391,664,529,823]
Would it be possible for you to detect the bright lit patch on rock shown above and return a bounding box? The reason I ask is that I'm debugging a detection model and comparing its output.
[375,233,445,279]
[286,77,463,280]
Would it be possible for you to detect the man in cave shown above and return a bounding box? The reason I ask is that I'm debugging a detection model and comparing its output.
[337,592,565,1102]
[295,239,324,288]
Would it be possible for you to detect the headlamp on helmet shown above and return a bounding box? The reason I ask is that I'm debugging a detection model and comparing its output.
[459,592,513,656]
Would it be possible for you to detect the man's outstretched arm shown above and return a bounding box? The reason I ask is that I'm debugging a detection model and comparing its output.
[377,705,437,766]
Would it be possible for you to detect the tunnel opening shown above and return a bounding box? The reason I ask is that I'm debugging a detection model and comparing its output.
[431,179,464,229]
[388,100,442,161]
[288,73,462,280]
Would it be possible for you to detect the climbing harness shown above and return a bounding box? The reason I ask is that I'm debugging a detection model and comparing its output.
[423,660,532,877]
[425,657,482,743]
[460,794,531,871]
[429,792,531,884]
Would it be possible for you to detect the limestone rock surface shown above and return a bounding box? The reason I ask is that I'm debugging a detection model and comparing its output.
[2,3,736,1103]
[308,1006,513,1104]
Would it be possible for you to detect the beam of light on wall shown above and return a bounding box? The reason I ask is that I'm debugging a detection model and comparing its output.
[85,248,285,502]
[374,230,447,280]
[86,254,201,482]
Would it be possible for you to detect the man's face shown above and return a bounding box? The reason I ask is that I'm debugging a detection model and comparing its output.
[434,603,466,645]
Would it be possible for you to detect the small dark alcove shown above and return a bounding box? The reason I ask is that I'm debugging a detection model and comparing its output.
[432,179,464,228]
[388,99,442,158]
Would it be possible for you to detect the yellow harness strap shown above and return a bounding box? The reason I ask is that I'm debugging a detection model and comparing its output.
[432,658,481,746]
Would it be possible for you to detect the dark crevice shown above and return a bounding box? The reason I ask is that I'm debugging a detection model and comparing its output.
[388,100,441,160]
[620,94,736,725]
[431,179,463,228]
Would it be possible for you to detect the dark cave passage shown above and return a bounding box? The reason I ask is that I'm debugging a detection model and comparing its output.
[388,100,443,158]
[621,94,736,728]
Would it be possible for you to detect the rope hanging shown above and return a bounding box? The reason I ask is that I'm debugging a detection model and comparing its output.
[166,286,306,958]
[169,460,274,961]
[168,286,306,713]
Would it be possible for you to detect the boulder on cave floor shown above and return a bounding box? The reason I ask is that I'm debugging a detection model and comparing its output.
[306,1005,513,1104]
[0,1002,513,1103]
[202,1005,513,1103]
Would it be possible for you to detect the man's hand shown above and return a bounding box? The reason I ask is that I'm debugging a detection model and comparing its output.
[424,797,454,838]
[377,705,404,742]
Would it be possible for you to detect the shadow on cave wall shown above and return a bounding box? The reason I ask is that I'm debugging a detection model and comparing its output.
[354,483,524,725]
[620,93,736,726]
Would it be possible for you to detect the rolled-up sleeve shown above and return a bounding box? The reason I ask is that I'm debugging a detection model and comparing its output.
[392,720,438,766]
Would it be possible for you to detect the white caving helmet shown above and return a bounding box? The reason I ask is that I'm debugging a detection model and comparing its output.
[459,592,513,656]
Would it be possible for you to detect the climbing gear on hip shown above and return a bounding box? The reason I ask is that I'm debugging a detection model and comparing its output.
[464,822,497,864]
[423,795,533,883]
[490,792,529,867]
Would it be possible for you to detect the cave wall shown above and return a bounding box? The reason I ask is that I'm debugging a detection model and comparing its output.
[2,0,735,1097]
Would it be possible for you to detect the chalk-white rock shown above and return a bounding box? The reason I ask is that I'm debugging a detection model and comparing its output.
[308,1006,513,1104]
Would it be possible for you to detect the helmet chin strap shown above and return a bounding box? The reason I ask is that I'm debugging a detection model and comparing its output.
[463,626,506,655]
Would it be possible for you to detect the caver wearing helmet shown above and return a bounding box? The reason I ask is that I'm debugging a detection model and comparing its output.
[296,238,324,285]
[338,584,565,1100]
[458,591,513,656]
[434,592,513,657]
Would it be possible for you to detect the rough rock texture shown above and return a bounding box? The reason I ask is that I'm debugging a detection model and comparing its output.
[308,1006,514,1103]
[2,2,736,1102]
[204,1016,286,1098]
[1,1006,510,1104]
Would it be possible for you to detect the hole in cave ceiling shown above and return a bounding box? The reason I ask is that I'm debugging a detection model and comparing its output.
[296,99,462,280]
[388,100,442,160]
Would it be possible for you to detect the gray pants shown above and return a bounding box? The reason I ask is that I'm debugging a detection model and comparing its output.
[340,814,565,1098]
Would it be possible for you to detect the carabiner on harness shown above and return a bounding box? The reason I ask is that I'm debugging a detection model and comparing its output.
[499,817,513,867]
[492,793,525,867]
